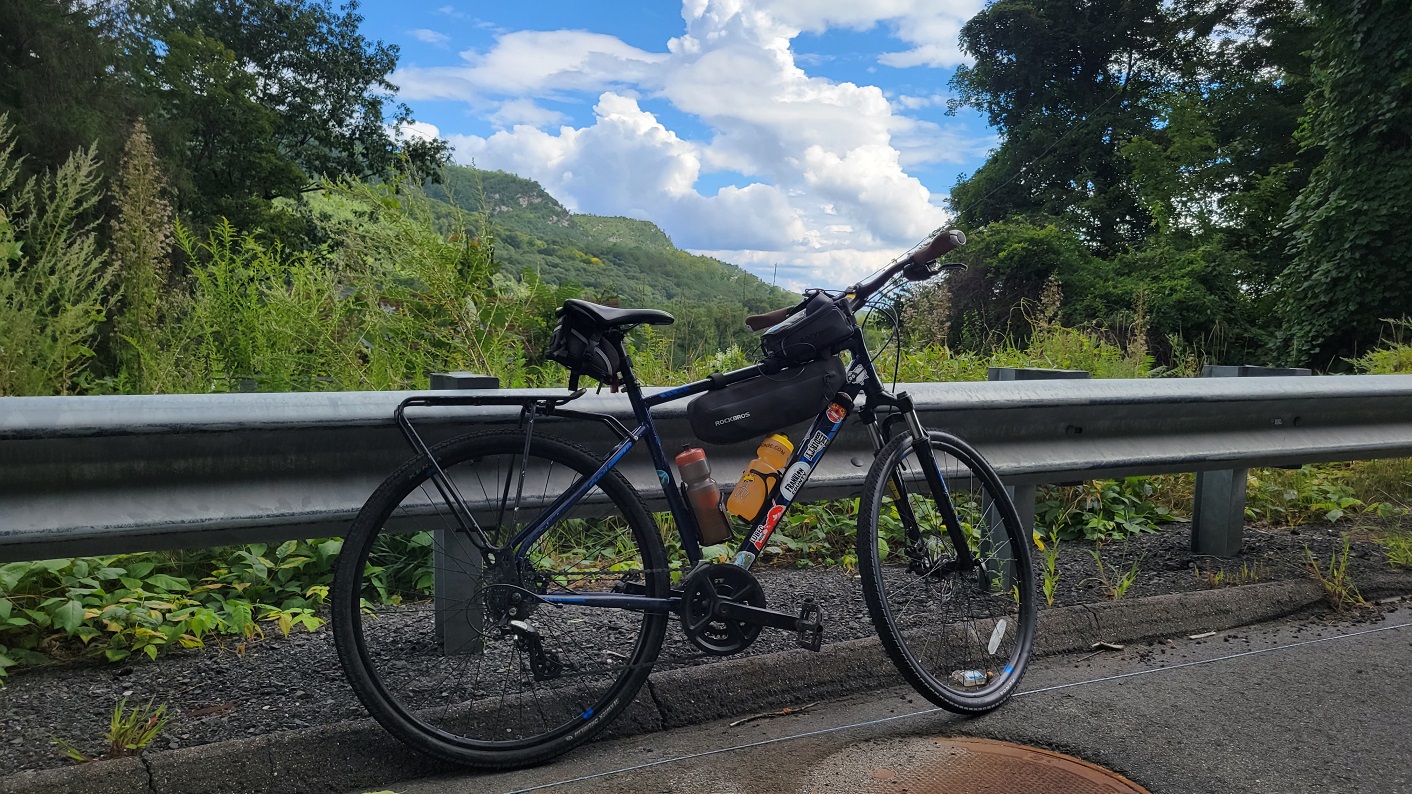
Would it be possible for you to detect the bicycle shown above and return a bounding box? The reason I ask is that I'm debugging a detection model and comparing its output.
[331,229,1037,769]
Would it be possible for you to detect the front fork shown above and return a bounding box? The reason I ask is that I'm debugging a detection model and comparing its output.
[870,399,978,574]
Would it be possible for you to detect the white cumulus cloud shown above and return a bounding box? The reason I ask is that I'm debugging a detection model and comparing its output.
[404,0,986,288]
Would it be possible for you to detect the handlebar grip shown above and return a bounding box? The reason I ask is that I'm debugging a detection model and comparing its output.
[907,229,967,265]
[745,306,792,332]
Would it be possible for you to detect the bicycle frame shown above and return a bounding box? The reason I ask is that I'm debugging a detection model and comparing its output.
[394,326,976,616]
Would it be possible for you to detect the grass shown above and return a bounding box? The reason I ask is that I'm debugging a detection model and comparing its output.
[1193,560,1271,588]
[53,697,169,763]
[1305,536,1366,611]
[1083,546,1145,600]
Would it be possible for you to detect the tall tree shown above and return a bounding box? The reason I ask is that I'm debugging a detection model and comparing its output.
[144,29,305,227]
[0,0,136,178]
[949,0,1187,255]
[1276,0,1412,367]
[154,0,445,186]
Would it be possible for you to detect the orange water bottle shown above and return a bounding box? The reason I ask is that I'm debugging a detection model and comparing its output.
[726,434,794,521]
[674,447,731,544]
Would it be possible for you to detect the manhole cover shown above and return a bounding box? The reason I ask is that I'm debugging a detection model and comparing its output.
[858,737,1151,794]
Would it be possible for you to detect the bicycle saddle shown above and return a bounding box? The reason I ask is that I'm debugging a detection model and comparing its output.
[561,299,675,328]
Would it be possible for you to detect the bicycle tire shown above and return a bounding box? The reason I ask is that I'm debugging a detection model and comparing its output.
[858,429,1036,713]
[332,430,669,768]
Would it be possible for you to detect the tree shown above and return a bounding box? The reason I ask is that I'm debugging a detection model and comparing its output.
[1276,0,1412,367]
[0,0,137,179]
[145,30,306,228]
[154,0,447,185]
[949,0,1188,255]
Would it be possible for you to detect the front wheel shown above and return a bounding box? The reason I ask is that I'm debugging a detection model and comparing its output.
[858,429,1036,713]
[332,430,669,769]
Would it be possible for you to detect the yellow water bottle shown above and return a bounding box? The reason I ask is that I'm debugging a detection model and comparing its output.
[726,434,793,521]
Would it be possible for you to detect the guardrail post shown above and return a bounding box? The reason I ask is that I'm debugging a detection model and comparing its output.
[1193,365,1312,556]
[431,372,500,654]
[985,368,1090,587]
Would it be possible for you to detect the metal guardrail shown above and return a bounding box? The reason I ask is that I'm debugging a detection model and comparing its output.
[3,375,1412,563]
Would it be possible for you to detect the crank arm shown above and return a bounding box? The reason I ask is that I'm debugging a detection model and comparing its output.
[714,601,807,632]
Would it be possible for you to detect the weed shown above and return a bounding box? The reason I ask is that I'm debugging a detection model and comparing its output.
[1305,536,1365,611]
[1035,527,1062,607]
[1038,478,1174,542]
[1084,546,1145,600]
[1193,560,1270,588]
[53,697,169,762]
[1246,466,1372,526]
[1373,527,1412,570]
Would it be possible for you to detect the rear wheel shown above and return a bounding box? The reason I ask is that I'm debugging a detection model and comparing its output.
[858,429,1036,713]
[332,430,669,768]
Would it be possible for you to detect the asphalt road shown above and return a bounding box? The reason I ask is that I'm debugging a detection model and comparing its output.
[363,602,1412,794]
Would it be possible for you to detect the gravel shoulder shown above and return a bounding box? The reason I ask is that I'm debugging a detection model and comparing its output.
[1,515,1409,779]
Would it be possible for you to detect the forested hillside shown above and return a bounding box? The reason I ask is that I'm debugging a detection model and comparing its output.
[424,164,792,312]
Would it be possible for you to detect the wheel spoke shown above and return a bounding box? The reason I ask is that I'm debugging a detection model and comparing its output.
[333,431,668,767]
[858,430,1036,714]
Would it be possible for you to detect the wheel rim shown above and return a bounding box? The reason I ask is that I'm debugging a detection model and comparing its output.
[344,437,665,753]
[867,434,1034,704]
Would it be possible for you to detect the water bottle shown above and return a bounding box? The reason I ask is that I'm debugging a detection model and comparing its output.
[949,669,989,688]
[726,434,794,521]
[674,447,731,544]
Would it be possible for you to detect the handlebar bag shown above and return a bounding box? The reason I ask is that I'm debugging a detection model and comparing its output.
[687,356,847,445]
[760,293,855,364]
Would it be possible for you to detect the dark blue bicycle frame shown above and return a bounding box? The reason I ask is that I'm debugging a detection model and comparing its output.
[398,317,970,616]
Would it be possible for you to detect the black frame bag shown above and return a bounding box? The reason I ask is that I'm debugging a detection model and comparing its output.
[687,356,847,445]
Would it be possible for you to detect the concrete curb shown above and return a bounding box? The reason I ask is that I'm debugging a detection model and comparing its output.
[0,579,1373,794]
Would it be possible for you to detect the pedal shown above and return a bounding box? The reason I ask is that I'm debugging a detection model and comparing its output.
[795,598,824,652]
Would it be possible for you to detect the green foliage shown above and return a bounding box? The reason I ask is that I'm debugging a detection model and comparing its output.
[1037,478,1174,542]
[1245,466,1371,525]
[1035,526,1062,607]
[157,0,434,184]
[110,119,175,390]
[1084,547,1144,600]
[950,0,1185,254]
[0,1,135,181]
[1,0,446,235]
[1376,527,1412,570]
[0,539,342,679]
[0,116,114,395]
[1352,319,1412,375]
[1276,0,1412,367]
[146,29,306,229]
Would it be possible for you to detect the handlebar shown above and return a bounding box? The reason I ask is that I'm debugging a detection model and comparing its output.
[848,228,966,309]
[743,229,968,332]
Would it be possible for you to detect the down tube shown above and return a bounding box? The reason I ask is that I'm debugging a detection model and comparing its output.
[732,394,855,569]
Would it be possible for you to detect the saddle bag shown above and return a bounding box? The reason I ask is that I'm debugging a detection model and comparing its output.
[760,292,855,364]
[687,356,847,445]
[547,303,622,388]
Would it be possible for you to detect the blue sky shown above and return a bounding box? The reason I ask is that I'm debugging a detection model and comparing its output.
[358,1,996,289]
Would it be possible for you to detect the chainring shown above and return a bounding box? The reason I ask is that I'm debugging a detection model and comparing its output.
[679,562,766,656]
